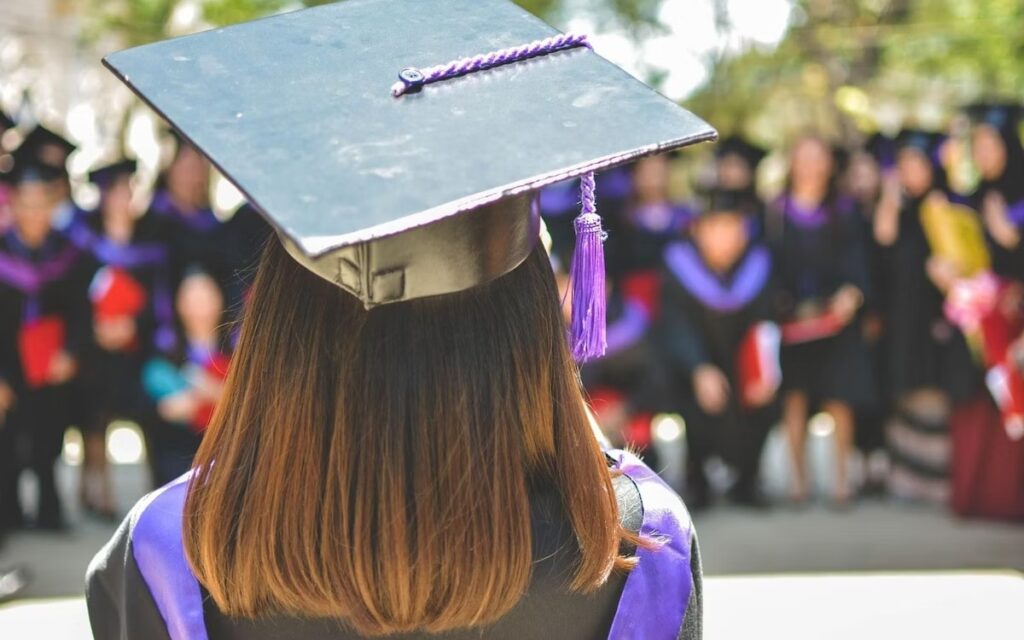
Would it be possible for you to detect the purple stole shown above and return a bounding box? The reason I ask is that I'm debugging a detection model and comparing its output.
[68,219,177,353]
[664,241,771,312]
[0,232,80,321]
[150,191,220,232]
[129,450,694,640]
[604,298,650,357]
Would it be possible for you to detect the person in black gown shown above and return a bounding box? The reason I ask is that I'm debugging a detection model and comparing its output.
[70,159,175,512]
[966,103,1024,280]
[872,130,974,502]
[148,133,226,287]
[0,141,88,530]
[767,135,875,507]
[661,188,779,508]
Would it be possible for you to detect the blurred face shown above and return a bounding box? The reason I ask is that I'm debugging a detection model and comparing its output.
[717,153,753,190]
[897,148,934,198]
[972,125,1007,181]
[102,177,134,227]
[692,212,748,272]
[790,137,834,194]
[168,144,211,208]
[844,151,881,203]
[177,273,224,338]
[11,181,57,248]
[633,155,670,202]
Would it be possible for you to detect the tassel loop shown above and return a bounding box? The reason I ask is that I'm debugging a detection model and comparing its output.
[569,172,607,363]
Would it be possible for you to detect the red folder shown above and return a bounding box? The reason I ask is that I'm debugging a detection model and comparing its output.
[18,316,66,389]
[737,322,782,408]
[90,266,147,320]
[780,309,844,345]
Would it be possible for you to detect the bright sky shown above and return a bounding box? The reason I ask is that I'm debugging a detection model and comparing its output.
[568,0,794,101]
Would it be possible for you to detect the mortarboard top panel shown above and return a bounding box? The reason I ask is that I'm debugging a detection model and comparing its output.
[103,0,715,258]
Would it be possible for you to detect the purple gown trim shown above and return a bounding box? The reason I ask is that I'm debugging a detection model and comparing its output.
[1007,199,1024,226]
[664,241,771,312]
[629,202,693,234]
[539,179,580,216]
[0,233,80,295]
[151,191,221,232]
[130,471,209,640]
[776,194,854,229]
[607,448,694,639]
[604,299,650,357]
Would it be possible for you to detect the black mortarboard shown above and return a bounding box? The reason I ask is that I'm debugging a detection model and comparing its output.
[966,102,1023,134]
[895,129,944,161]
[695,187,758,219]
[865,132,895,170]
[0,111,13,130]
[1,140,65,186]
[88,158,138,188]
[103,0,714,314]
[22,125,77,160]
[714,135,767,169]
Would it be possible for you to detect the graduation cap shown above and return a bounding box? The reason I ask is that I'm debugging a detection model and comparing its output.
[0,139,65,186]
[695,187,759,219]
[714,135,767,169]
[19,125,76,179]
[966,102,1022,134]
[895,129,944,163]
[103,0,715,360]
[0,111,13,130]
[864,132,895,171]
[88,158,138,189]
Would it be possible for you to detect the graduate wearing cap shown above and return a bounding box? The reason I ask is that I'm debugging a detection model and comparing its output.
[0,142,89,531]
[966,102,1024,278]
[148,134,229,289]
[767,134,876,507]
[872,129,975,502]
[20,125,84,233]
[714,135,766,194]
[659,188,779,509]
[66,159,178,516]
[87,1,715,637]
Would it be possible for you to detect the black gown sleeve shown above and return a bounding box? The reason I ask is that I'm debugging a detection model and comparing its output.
[659,269,711,376]
[679,534,704,640]
[86,512,173,640]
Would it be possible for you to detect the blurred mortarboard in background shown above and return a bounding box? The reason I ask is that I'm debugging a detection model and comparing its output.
[0,138,66,186]
[895,128,945,164]
[864,132,895,171]
[696,187,759,219]
[88,158,138,189]
[20,125,76,175]
[965,102,1023,135]
[0,111,14,130]
[103,0,714,310]
[714,135,767,170]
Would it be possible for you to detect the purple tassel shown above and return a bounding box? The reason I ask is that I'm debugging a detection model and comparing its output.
[570,172,607,362]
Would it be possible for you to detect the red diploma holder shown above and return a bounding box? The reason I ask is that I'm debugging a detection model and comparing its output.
[780,307,844,345]
[18,316,66,389]
[737,321,782,408]
[90,266,148,320]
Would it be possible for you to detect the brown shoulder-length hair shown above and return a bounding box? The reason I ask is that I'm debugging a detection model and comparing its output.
[183,238,633,635]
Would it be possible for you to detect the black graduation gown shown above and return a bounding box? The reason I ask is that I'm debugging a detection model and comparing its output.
[884,196,975,402]
[970,172,1024,281]
[659,240,778,488]
[148,190,228,287]
[0,229,89,527]
[86,472,703,640]
[767,196,876,408]
[71,212,176,431]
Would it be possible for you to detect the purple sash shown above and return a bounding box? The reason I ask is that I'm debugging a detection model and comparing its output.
[664,241,771,312]
[0,244,80,295]
[604,299,650,356]
[130,472,208,640]
[130,452,693,640]
[607,449,694,639]
[775,194,854,229]
[151,191,220,232]
[1008,199,1024,226]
